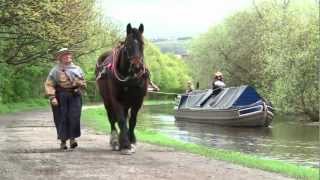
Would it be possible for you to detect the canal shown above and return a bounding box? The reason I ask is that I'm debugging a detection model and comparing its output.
[137,104,319,167]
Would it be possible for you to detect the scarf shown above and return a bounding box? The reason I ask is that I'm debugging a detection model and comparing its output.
[48,63,84,84]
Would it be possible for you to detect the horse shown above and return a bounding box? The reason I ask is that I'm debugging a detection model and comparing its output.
[95,23,148,155]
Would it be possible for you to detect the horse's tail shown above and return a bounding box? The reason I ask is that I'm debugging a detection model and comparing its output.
[95,51,111,78]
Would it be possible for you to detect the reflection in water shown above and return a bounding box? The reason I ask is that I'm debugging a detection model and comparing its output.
[175,121,272,152]
[138,104,319,167]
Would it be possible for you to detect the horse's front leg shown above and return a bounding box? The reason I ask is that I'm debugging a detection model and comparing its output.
[129,107,138,145]
[115,105,131,154]
[128,103,143,153]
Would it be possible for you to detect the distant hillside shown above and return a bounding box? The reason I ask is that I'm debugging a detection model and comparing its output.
[151,37,192,56]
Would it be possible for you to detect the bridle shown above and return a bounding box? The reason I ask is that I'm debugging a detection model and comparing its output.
[112,41,146,82]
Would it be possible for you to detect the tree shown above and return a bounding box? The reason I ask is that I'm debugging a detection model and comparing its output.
[188,0,319,121]
[0,0,103,65]
[0,0,119,103]
[145,42,191,92]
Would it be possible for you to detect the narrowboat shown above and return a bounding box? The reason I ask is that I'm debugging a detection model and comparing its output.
[174,86,273,127]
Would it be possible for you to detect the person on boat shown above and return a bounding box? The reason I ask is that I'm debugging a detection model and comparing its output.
[212,71,226,90]
[185,80,194,93]
[195,81,200,90]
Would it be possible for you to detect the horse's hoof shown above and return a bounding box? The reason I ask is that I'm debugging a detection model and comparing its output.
[109,131,119,150]
[120,149,133,155]
[110,140,119,151]
[130,144,136,153]
[111,144,119,151]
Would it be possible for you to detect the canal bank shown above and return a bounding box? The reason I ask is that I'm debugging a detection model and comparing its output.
[82,105,319,179]
[0,109,296,180]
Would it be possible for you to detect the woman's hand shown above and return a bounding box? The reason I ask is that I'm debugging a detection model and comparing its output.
[74,78,86,89]
[50,97,58,106]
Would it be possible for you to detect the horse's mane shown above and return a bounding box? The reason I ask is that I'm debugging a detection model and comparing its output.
[97,50,111,65]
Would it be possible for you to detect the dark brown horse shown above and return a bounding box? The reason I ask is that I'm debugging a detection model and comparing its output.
[96,23,148,154]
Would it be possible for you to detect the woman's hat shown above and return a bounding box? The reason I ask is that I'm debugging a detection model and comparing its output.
[55,48,73,58]
[215,71,223,77]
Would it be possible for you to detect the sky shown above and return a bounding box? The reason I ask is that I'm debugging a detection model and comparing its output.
[98,0,253,39]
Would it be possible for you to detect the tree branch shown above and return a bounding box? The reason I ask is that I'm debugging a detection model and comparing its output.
[252,0,264,20]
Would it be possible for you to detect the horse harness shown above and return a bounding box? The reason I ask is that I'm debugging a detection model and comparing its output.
[96,45,146,82]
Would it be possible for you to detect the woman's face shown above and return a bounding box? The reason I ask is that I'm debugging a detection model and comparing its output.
[58,53,73,65]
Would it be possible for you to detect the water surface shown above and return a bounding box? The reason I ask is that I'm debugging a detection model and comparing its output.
[137,104,319,167]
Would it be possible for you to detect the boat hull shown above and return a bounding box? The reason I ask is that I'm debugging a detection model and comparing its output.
[174,106,273,127]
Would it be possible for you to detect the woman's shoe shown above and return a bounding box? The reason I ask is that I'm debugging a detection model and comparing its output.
[70,139,78,149]
[60,140,67,150]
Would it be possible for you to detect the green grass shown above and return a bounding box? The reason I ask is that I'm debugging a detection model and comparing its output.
[142,100,175,105]
[82,107,319,180]
[0,99,173,115]
[0,99,49,114]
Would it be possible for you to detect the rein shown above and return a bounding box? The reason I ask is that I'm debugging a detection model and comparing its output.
[147,91,178,96]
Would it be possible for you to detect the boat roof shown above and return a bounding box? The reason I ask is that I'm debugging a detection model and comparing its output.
[180,85,263,109]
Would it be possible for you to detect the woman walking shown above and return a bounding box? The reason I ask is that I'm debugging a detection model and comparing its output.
[44,48,86,149]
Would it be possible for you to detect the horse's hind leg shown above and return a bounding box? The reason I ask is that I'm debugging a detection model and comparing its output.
[97,79,119,150]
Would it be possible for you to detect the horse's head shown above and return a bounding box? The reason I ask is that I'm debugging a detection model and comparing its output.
[123,23,144,75]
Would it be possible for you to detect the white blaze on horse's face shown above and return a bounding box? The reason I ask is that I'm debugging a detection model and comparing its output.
[125,37,143,70]
[124,23,144,76]
[126,39,141,59]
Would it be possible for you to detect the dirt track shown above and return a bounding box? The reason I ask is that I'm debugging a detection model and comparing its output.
[0,109,293,180]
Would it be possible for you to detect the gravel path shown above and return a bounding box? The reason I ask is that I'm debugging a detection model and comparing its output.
[0,109,293,180]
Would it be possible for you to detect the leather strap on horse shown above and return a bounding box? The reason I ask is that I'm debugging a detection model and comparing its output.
[95,46,122,81]
[131,58,146,79]
[112,45,128,82]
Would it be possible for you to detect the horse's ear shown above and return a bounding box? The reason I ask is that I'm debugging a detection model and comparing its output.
[127,23,132,35]
[138,24,144,34]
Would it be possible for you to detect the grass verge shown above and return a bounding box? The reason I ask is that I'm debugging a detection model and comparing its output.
[0,99,48,114]
[141,100,175,105]
[82,106,319,180]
